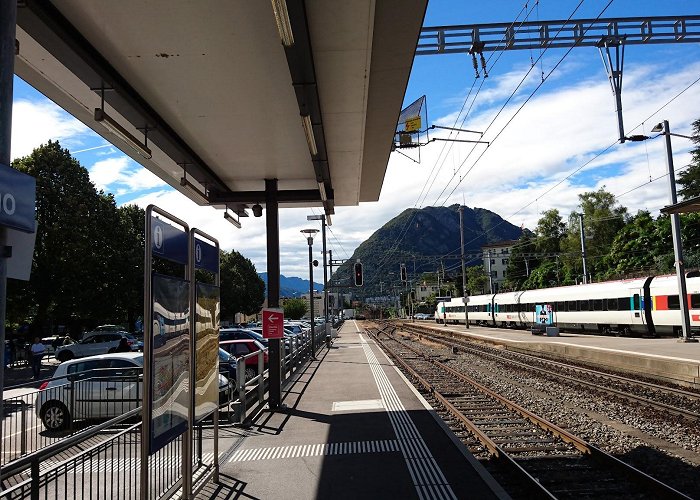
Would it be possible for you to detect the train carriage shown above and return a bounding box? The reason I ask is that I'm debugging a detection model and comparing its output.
[649,274,700,335]
[434,272,700,337]
[435,295,493,325]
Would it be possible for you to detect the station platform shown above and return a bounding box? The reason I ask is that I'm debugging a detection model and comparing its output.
[425,321,700,389]
[196,321,508,499]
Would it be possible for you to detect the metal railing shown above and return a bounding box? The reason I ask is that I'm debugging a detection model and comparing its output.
[1,332,325,499]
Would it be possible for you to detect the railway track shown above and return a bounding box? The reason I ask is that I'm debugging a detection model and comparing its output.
[396,322,700,422]
[368,325,690,499]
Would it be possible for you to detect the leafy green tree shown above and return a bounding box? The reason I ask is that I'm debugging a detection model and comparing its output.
[283,298,307,319]
[522,260,559,289]
[600,211,670,278]
[220,250,265,322]
[535,209,565,255]
[465,265,488,295]
[677,118,700,200]
[113,204,145,331]
[9,141,124,335]
[560,187,628,281]
[504,234,537,290]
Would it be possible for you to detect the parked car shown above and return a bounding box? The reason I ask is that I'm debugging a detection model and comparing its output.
[54,332,137,362]
[36,352,231,431]
[219,339,267,381]
[247,326,296,350]
[414,313,431,320]
[219,328,268,347]
[219,348,237,381]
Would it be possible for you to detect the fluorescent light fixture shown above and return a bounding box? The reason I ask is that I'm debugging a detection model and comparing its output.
[317,181,327,202]
[326,214,332,226]
[271,0,294,47]
[301,115,318,156]
[224,211,241,228]
[94,108,152,159]
[179,176,209,204]
[307,214,323,221]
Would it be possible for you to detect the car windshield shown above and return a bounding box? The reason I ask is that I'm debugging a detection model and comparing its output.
[219,348,232,362]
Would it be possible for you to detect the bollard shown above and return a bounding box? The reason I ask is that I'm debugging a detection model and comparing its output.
[325,334,331,349]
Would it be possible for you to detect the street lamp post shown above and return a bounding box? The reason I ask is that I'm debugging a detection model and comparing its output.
[301,228,319,356]
[307,214,328,337]
[652,120,697,343]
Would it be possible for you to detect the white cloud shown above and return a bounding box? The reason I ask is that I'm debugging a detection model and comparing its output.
[89,157,167,193]
[11,98,89,159]
[11,52,700,282]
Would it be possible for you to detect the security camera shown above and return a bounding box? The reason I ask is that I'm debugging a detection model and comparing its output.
[252,204,263,217]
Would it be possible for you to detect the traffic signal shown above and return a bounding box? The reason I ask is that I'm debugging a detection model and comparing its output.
[354,262,363,287]
[400,264,407,283]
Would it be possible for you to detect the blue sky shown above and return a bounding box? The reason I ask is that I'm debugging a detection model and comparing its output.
[10,1,700,280]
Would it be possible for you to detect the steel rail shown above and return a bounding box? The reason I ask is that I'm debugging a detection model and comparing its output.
[368,328,557,499]
[400,322,700,421]
[370,325,691,499]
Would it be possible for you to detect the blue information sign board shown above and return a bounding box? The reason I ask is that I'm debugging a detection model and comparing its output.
[194,239,218,273]
[0,164,36,233]
[151,217,188,265]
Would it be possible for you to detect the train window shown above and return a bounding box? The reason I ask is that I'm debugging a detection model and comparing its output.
[691,294,700,309]
[605,299,615,311]
[566,300,577,311]
[633,294,640,310]
[579,300,589,311]
[593,299,603,311]
[555,301,565,311]
[616,297,628,311]
[668,295,680,310]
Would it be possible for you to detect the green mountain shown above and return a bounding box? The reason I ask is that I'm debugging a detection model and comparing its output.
[334,204,524,297]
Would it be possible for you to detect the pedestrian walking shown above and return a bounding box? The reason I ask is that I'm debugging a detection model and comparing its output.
[115,337,132,353]
[30,337,45,379]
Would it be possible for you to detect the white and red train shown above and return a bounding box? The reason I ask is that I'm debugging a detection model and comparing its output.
[434,273,700,336]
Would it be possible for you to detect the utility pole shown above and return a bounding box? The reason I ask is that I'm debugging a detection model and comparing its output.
[459,206,469,328]
[524,257,529,277]
[656,120,696,343]
[578,213,589,284]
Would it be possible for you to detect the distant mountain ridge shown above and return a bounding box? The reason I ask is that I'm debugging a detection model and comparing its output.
[258,272,323,298]
[335,204,524,296]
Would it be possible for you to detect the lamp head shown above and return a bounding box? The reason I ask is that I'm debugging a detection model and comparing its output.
[651,122,664,133]
[301,228,319,245]
[252,204,263,217]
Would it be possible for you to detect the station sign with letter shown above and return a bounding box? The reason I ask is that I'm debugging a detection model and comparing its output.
[151,217,188,265]
[263,308,284,339]
[193,238,218,273]
[0,164,36,233]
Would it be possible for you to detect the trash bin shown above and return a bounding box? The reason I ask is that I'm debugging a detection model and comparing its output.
[546,326,560,337]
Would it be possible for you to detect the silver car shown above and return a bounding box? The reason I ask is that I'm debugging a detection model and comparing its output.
[37,352,143,430]
[36,352,231,430]
[54,332,134,362]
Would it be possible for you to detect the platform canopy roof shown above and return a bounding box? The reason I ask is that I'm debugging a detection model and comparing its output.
[14,0,427,218]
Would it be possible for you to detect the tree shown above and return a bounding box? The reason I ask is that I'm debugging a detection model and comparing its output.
[535,209,565,255]
[677,118,700,200]
[504,234,537,290]
[560,187,628,281]
[113,204,145,331]
[465,265,488,295]
[600,211,671,278]
[283,298,307,319]
[220,250,265,322]
[9,141,125,335]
